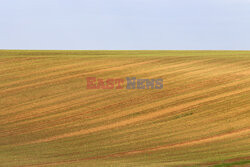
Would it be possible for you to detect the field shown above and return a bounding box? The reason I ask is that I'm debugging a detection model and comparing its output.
[0,50,250,167]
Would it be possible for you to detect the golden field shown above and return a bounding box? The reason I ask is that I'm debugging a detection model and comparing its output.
[0,50,250,167]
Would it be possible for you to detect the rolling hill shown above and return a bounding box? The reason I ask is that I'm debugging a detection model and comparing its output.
[0,50,250,167]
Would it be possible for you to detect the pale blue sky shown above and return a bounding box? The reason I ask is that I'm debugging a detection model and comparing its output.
[0,0,250,50]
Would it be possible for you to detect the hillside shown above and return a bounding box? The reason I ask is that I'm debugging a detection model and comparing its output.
[0,50,250,167]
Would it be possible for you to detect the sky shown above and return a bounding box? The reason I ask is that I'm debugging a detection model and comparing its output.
[0,0,250,50]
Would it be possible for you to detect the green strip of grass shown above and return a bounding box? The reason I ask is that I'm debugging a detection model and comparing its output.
[213,160,250,167]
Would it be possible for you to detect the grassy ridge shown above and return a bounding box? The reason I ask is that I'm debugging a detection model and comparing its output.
[0,50,250,167]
